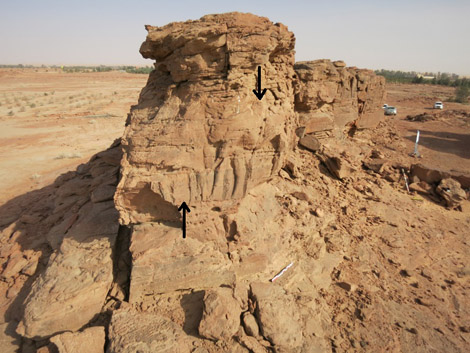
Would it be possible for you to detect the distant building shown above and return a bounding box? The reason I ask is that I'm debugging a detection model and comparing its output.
[417,74,435,80]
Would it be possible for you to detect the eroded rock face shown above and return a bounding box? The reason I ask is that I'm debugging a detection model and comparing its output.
[16,142,121,339]
[128,222,235,302]
[294,59,385,133]
[250,282,303,351]
[115,12,298,224]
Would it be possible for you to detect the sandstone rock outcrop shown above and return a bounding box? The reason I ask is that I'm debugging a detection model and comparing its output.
[15,142,122,339]
[294,59,385,133]
[2,10,462,353]
[115,12,298,224]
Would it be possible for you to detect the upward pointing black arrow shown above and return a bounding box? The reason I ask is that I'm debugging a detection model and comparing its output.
[178,202,191,239]
[252,66,267,100]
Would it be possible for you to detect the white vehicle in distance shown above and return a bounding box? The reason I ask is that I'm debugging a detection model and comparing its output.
[384,106,397,115]
[434,101,443,109]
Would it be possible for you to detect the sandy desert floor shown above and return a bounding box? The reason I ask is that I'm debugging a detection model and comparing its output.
[383,83,470,173]
[0,68,147,205]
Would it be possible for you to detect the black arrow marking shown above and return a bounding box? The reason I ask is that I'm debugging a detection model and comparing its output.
[252,66,267,100]
[178,202,191,239]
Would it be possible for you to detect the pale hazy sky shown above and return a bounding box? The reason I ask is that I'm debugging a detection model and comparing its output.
[1,0,469,75]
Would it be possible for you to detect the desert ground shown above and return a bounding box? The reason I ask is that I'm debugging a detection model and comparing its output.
[0,67,469,352]
[0,68,147,205]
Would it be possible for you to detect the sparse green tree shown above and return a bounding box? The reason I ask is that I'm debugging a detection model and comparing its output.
[455,86,470,103]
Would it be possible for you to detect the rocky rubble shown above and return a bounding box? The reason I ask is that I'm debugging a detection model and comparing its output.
[0,11,468,353]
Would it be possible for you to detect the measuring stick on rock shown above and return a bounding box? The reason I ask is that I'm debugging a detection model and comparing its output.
[270,262,294,282]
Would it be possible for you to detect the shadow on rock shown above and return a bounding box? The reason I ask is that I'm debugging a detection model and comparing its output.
[0,139,124,349]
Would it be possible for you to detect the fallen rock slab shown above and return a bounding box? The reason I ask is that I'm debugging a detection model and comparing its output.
[107,307,191,353]
[410,164,470,188]
[410,164,450,185]
[50,326,105,353]
[318,149,355,180]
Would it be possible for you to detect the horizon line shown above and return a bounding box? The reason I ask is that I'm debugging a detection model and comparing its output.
[1,64,467,77]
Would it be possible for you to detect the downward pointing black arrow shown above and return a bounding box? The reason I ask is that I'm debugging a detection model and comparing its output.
[178,202,191,239]
[252,66,267,100]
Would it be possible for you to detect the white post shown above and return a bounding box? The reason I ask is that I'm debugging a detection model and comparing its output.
[412,130,421,157]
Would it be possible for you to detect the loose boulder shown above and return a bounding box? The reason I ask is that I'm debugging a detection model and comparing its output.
[198,288,242,341]
[436,178,467,209]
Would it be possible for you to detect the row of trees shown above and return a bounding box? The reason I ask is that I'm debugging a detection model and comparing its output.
[375,69,470,103]
[0,64,153,74]
[63,65,153,74]
[375,69,469,87]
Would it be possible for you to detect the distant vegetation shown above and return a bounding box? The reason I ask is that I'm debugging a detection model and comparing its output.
[375,69,469,88]
[375,70,418,84]
[376,69,470,103]
[455,86,470,103]
[0,64,153,74]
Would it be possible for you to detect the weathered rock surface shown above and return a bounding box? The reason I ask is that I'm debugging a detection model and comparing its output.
[107,307,192,353]
[115,12,298,224]
[436,178,467,208]
[250,282,303,351]
[298,135,321,152]
[50,326,105,353]
[294,59,385,133]
[128,222,235,302]
[16,142,121,339]
[198,287,242,341]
